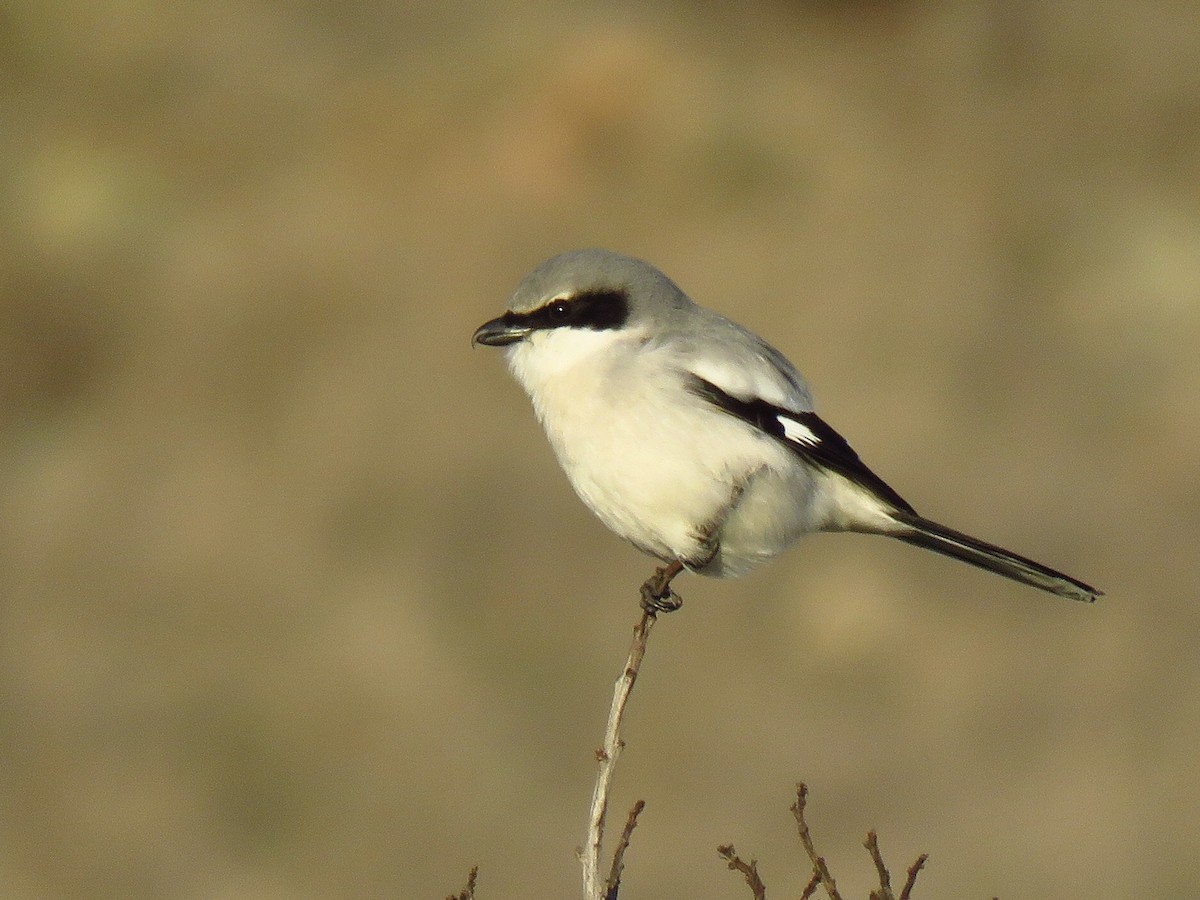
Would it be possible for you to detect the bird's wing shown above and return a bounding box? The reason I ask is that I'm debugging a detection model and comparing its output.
[672,314,815,412]
[673,320,914,515]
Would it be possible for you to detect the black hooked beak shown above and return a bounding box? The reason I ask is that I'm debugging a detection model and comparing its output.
[472,313,532,347]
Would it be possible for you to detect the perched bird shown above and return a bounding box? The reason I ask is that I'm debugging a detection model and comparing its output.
[473,249,1101,610]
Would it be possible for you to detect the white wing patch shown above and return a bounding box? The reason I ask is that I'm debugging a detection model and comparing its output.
[779,414,819,447]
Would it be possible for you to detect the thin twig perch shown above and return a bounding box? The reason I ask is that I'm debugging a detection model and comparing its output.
[580,609,658,900]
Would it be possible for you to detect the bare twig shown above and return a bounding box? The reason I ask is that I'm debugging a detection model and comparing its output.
[444,865,477,900]
[604,800,646,900]
[864,831,894,900]
[581,608,658,900]
[717,786,930,900]
[790,783,842,900]
[717,844,767,900]
[898,853,929,900]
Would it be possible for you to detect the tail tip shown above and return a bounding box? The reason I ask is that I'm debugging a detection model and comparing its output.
[1058,580,1103,603]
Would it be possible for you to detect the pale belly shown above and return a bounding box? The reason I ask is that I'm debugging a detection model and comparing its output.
[545,395,821,576]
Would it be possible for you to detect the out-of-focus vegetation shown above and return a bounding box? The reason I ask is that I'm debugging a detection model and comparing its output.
[2,1,1197,897]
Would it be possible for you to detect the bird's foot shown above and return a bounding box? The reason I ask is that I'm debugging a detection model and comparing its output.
[639,561,685,614]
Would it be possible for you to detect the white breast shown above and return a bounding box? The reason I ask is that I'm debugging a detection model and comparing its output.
[506,327,822,576]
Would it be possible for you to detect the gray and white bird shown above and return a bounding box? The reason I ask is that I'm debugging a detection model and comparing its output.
[473,249,1101,608]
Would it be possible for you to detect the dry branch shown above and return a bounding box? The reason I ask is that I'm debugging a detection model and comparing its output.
[721,785,928,900]
[899,853,929,900]
[865,831,894,900]
[444,865,477,900]
[580,608,659,900]
[791,783,843,900]
[604,800,646,900]
[717,845,767,900]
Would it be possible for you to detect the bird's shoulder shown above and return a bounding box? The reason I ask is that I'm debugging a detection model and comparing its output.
[655,310,814,414]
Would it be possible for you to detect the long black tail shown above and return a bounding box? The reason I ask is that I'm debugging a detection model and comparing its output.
[888,510,1101,602]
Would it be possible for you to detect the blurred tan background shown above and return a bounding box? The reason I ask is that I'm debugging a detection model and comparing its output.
[2,1,1198,897]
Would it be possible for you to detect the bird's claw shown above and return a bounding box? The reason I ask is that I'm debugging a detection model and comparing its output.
[639,566,684,614]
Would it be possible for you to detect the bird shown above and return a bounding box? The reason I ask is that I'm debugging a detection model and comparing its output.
[472,249,1101,611]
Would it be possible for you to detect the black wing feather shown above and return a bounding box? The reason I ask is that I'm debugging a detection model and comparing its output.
[686,374,915,514]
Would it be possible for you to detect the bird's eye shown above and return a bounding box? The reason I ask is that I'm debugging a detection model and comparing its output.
[548,301,571,320]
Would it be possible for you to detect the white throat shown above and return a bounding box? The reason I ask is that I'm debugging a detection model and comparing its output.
[506,326,632,398]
